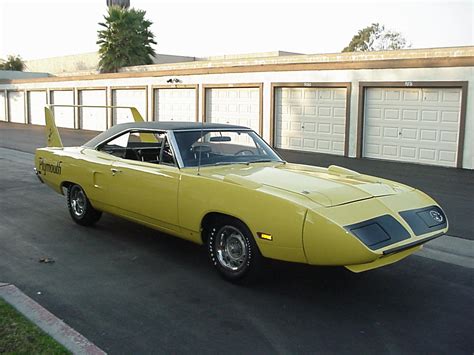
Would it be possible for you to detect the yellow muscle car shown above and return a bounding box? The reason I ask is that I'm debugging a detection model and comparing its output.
[35,105,448,281]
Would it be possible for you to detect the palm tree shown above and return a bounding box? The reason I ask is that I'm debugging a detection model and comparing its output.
[97,6,156,73]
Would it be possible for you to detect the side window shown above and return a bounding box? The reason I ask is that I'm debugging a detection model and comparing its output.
[160,137,175,165]
[99,132,130,158]
[99,130,176,166]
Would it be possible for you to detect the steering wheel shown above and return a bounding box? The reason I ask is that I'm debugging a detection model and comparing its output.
[234,149,255,156]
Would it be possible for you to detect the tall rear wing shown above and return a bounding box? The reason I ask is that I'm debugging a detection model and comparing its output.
[44,104,152,148]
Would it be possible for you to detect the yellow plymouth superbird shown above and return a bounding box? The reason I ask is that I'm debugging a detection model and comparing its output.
[35,106,448,281]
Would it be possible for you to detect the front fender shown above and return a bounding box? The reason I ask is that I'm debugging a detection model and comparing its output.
[303,210,377,265]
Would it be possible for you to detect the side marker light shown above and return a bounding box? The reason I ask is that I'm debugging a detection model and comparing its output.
[258,232,273,241]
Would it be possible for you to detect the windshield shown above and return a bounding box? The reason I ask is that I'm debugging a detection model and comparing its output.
[174,130,283,167]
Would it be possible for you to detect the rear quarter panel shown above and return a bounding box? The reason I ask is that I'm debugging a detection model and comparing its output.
[35,147,113,202]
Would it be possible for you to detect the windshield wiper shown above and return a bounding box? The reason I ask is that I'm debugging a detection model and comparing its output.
[212,160,285,166]
[214,161,249,166]
[246,159,284,164]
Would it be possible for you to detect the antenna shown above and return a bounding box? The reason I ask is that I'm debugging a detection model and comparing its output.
[197,117,204,176]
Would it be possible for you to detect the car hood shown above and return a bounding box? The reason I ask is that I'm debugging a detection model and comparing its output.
[204,163,413,207]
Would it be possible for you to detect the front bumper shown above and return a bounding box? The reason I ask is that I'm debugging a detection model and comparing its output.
[382,231,444,255]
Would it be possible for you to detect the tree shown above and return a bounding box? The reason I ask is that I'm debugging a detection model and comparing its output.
[97,6,156,73]
[0,55,26,71]
[342,23,410,52]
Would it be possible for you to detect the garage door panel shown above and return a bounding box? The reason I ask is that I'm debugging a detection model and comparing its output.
[333,90,346,100]
[28,91,47,125]
[383,127,399,138]
[363,87,461,167]
[290,89,302,99]
[318,90,332,100]
[290,137,302,147]
[112,89,146,125]
[443,90,461,102]
[384,109,401,120]
[423,90,440,102]
[206,88,260,132]
[440,131,458,143]
[304,138,316,148]
[366,126,382,138]
[367,88,383,101]
[304,122,315,132]
[419,148,436,161]
[382,145,398,157]
[402,110,418,120]
[317,140,331,150]
[8,91,25,123]
[420,129,437,141]
[421,110,438,122]
[317,123,330,133]
[439,151,456,163]
[400,147,416,159]
[402,90,421,101]
[333,141,345,152]
[440,111,460,123]
[79,90,107,131]
[51,90,74,128]
[303,90,316,99]
[155,88,196,122]
[333,107,346,118]
[275,87,347,155]
[0,92,6,121]
[367,108,382,119]
[401,128,417,140]
[384,89,402,101]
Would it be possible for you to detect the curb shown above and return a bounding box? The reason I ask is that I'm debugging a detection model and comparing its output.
[415,235,474,269]
[0,283,106,355]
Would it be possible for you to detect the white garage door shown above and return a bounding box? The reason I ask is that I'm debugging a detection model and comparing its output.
[205,88,260,132]
[51,90,75,128]
[364,88,462,167]
[79,90,107,131]
[28,91,47,125]
[0,91,6,121]
[155,88,196,122]
[275,87,347,155]
[8,91,25,123]
[112,89,147,125]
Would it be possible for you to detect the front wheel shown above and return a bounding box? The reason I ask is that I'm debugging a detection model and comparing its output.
[207,218,262,282]
[67,184,102,226]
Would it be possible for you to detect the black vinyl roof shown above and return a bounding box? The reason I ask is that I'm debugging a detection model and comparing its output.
[83,121,251,148]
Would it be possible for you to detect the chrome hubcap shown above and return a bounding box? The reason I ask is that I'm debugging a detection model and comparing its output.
[71,187,86,217]
[216,225,248,271]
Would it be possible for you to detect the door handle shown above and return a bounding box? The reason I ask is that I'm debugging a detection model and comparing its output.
[111,168,121,176]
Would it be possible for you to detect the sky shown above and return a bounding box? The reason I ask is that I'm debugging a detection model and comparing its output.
[0,0,472,60]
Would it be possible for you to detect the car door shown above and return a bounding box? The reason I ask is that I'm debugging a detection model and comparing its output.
[107,131,181,233]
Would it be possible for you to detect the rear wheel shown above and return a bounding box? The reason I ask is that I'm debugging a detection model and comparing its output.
[207,218,262,282]
[67,184,102,226]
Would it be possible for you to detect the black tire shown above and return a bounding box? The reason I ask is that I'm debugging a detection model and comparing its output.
[66,184,102,226]
[207,217,262,282]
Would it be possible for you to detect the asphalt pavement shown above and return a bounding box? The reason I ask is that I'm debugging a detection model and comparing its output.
[0,122,473,354]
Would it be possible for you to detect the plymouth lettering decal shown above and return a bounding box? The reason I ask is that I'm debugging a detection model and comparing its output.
[39,159,62,176]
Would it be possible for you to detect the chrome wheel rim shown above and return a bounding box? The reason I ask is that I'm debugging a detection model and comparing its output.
[71,187,86,218]
[216,225,248,271]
